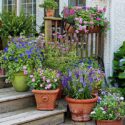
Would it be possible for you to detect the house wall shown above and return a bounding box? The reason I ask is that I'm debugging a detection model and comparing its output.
[0,0,2,13]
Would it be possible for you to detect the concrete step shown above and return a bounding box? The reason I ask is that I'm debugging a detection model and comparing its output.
[0,105,66,125]
[0,87,35,113]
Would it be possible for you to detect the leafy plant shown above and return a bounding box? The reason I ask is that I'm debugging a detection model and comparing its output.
[90,92,125,120]
[62,60,104,99]
[39,0,58,9]
[0,11,36,42]
[0,37,43,81]
[111,41,125,88]
[27,68,61,90]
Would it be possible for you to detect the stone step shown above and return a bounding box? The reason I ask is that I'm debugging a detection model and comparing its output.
[0,75,11,88]
[0,106,66,125]
[0,87,35,113]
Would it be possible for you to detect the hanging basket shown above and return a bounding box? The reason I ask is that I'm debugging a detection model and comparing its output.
[64,23,75,33]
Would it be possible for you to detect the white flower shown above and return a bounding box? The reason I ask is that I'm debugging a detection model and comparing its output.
[100,107,104,110]
[120,97,124,101]
[103,111,106,114]
[54,79,57,82]
[109,114,112,117]
[91,111,95,114]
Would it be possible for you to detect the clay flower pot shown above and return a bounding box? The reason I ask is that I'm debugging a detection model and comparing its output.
[65,95,98,122]
[32,88,60,110]
[46,9,55,17]
[96,120,122,125]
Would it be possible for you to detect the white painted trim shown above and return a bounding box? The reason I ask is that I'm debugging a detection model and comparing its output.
[17,0,20,16]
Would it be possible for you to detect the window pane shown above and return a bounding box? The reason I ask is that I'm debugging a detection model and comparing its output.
[69,0,85,6]
[69,0,76,6]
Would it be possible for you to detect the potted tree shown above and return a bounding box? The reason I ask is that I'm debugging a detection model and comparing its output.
[61,61,105,121]
[0,37,43,92]
[90,91,125,125]
[39,0,58,17]
[27,68,61,110]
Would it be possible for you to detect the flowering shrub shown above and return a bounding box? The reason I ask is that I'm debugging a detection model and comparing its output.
[0,37,43,81]
[27,68,61,90]
[91,92,125,120]
[63,6,108,33]
[62,59,104,99]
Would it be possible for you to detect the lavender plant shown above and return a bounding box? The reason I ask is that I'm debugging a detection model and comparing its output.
[62,61,105,99]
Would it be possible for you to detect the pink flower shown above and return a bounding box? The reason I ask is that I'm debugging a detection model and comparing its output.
[75,18,79,21]
[32,78,35,82]
[79,25,83,31]
[42,76,46,81]
[75,30,79,34]
[58,35,63,39]
[46,79,50,83]
[96,18,101,21]
[24,70,28,75]
[89,21,94,25]
[30,75,33,78]
[79,18,83,24]
[23,66,27,70]
[83,26,89,33]
[103,7,106,12]
[47,84,52,89]
[84,21,88,25]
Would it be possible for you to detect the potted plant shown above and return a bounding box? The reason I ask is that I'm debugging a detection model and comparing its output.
[90,91,125,125]
[27,68,61,110]
[62,62,103,121]
[0,37,43,92]
[63,6,108,33]
[39,0,58,17]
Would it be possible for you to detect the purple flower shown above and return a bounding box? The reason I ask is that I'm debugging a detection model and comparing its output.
[75,72,79,79]
[80,76,84,83]
[4,47,8,52]
[97,96,102,102]
[62,76,69,88]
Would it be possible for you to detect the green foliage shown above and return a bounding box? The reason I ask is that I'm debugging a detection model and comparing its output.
[0,11,36,39]
[39,0,58,9]
[111,41,125,88]
[27,68,61,90]
[0,37,43,82]
[43,41,80,74]
[90,92,125,120]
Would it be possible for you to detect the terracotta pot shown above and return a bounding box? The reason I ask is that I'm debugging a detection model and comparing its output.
[65,23,75,33]
[65,95,98,122]
[97,120,122,125]
[46,9,55,17]
[32,88,60,110]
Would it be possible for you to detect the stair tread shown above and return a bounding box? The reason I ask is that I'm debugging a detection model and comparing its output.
[0,88,33,102]
[0,105,66,125]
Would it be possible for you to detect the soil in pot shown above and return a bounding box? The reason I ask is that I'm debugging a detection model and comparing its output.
[66,95,98,122]
[96,120,122,125]
[12,72,29,92]
[32,88,60,110]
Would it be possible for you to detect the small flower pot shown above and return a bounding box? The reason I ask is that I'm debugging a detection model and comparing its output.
[96,120,122,125]
[32,88,60,110]
[66,95,98,122]
[46,9,55,17]
[12,72,29,92]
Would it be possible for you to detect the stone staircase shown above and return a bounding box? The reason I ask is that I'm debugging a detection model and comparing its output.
[0,76,67,125]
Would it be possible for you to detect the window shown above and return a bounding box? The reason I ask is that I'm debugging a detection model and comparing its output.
[69,0,85,6]
[2,0,16,12]
[21,0,36,16]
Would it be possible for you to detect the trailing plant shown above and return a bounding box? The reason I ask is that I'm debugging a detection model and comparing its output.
[27,68,61,90]
[91,91,125,120]
[39,0,58,9]
[0,37,44,82]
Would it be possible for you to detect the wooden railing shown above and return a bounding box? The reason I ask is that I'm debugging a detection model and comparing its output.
[44,17,104,60]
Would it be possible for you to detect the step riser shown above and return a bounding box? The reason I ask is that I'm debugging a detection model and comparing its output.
[21,113,64,125]
[0,96,35,113]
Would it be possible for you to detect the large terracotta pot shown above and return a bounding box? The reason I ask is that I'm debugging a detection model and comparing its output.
[32,88,60,110]
[13,72,29,92]
[46,9,55,17]
[97,120,122,125]
[66,95,98,122]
